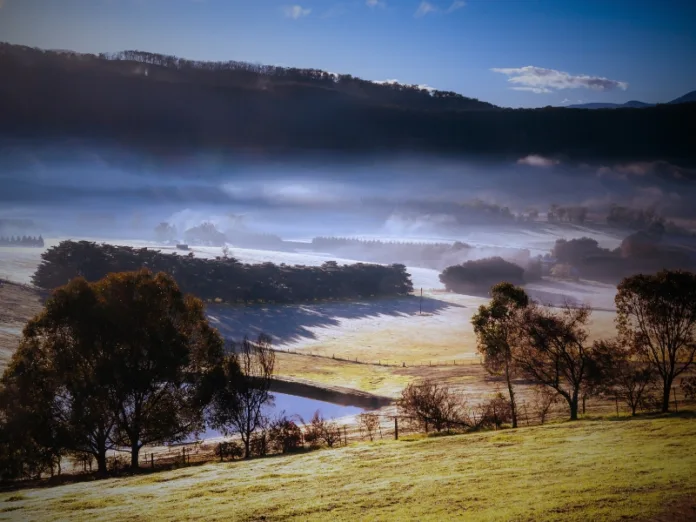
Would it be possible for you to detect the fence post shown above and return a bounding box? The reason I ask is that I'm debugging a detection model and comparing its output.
[151,453,154,469]
[343,426,348,446]
[615,394,619,416]
[394,417,399,440]
[673,387,679,413]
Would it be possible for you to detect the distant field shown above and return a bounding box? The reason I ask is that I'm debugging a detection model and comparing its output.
[3,415,695,521]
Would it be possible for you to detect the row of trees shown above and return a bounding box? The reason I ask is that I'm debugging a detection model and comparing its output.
[0,270,284,479]
[0,235,44,247]
[311,237,472,270]
[31,241,414,303]
[471,272,696,427]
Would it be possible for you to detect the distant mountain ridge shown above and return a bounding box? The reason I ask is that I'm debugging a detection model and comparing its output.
[567,90,696,109]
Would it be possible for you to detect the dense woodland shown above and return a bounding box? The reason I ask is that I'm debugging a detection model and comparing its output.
[1,43,694,161]
[31,241,413,303]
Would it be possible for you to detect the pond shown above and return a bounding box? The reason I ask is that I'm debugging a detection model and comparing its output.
[192,392,364,441]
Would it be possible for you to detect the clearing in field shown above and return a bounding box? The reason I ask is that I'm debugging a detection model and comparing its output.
[2,414,695,521]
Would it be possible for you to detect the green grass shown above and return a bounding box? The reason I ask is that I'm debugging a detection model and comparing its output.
[2,415,696,521]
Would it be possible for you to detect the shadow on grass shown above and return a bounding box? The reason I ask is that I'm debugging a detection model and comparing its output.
[207,295,465,345]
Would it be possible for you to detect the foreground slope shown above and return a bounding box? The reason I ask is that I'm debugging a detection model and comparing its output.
[3,416,695,521]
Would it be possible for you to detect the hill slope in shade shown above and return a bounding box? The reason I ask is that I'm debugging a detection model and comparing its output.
[1,43,695,162]
[2,415,695,521]
[668,90,696,105]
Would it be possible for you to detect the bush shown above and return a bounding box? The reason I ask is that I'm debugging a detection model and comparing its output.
[397,380,468,432]
[268,416,304,454]
[303,411,342,448]
[439,257,524,295]
[215,441,244,461]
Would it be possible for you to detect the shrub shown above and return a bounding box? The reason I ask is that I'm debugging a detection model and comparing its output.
[268,416,304,454]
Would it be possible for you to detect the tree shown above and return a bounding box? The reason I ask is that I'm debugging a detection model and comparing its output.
[97,271,225,468]
[1,271,224,471]
[514,304,603,420]
[439,257,525,295]
[210,334,276,459]
[472,283,529,428]
[154,222,177,243]
[616,270,696,413]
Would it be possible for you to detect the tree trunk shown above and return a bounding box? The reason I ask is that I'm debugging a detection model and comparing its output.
[661,378,673,413]
[582,395,587,415]
[243,436,251,459]
[569,391,579,421]
[505,361,518,428]
[131,441,140,469]
[96,452,108,474]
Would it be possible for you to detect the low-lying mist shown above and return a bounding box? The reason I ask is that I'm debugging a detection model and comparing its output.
[1,140,695,245]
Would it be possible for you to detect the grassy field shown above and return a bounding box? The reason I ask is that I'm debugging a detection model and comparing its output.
[2,415,695,521]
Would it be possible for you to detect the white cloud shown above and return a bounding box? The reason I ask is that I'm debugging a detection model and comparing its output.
[491,66,628,94]
[517,155,560,168]
[446,0,465,13]
[511,86,552,94]
[366,0,386,7]
[561,98,571,104]
[415,1,464,17]
[415,1,437,17]
[284,5,311,19]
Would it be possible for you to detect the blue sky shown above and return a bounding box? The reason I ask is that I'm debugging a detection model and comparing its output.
[1,0,695,107]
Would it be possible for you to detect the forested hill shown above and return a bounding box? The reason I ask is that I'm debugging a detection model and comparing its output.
[1,42,694,162]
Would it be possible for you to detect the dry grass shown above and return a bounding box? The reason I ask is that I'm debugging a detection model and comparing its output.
[2,415,695,521]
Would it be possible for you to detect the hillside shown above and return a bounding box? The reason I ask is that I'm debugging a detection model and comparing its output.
[566,90,695,109]
[2,415,695,521]
[1,43,695,163]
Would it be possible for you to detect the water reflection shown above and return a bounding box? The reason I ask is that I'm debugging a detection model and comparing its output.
[194,392,364,441]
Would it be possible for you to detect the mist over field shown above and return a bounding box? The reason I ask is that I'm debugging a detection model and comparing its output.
[2,139,695,243]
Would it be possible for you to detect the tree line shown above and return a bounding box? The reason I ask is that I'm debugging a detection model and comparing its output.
[31,241,414,303]
[0,235,44,247]
[1,43,694,160]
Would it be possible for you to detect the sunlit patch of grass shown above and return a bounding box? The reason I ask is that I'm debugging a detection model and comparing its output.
[2,415,695,521]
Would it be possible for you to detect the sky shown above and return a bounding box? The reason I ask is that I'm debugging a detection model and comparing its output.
[1,0,695,108]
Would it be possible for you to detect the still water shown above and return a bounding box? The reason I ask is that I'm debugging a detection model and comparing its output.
[193,392,364,441]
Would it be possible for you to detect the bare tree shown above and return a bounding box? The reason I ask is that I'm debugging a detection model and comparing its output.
[357,412,380,441]
[596,340,657,416]
[210,334,276,459]
[514,304,602,420]
[531,386,559,424]
[616,271,696,412]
